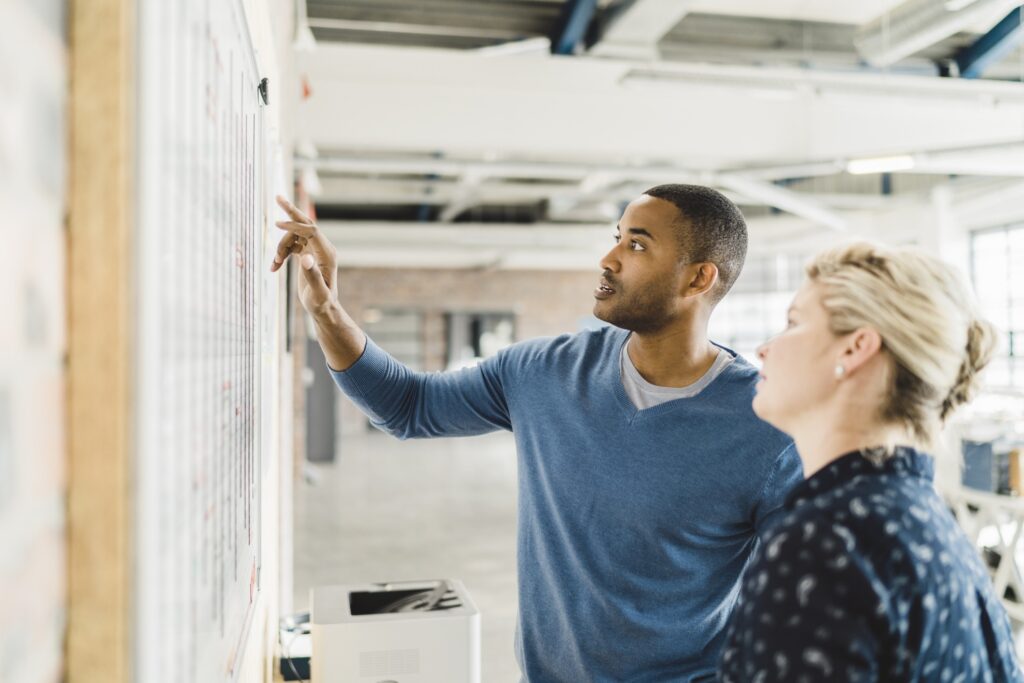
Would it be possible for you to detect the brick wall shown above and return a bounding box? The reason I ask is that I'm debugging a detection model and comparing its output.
[334,268,602,434]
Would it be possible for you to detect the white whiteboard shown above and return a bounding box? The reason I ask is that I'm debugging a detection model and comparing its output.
[136,0,268,680]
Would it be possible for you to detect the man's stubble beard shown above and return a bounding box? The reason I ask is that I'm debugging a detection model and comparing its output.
[594,287,677,334]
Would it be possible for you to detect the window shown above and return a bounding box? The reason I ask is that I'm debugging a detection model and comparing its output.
[971,224,1024,389]
[445,312,515,370]
[709,253,808,363]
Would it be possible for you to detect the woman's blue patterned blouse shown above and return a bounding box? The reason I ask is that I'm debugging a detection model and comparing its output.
[719,447,1023,682]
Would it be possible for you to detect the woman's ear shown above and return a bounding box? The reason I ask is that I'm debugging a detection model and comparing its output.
[839,327,883,376]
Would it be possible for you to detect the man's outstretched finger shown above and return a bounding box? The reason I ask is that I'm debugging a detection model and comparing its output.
[276,195,312,224]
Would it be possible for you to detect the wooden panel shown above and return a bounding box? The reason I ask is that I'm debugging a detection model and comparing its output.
[66,1,295,680]
[67,0,136,680]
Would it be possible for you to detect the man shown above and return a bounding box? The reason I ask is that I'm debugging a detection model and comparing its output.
[272,185,801,682]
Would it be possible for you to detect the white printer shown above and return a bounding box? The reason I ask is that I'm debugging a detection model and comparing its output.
[311,579,481,683]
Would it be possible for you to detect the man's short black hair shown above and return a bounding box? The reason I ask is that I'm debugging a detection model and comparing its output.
[643,184,748,304]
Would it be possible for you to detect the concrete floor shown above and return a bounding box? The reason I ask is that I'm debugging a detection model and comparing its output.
[294,430,521,682]
[293,429,1024,681]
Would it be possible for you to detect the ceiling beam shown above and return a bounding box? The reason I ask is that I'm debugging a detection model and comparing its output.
[732,161,849,182]
[315,176,577,205]
[303,143,1024,220]
[312,210,909,271]
[299,44,1024,164]
[301,155,853,227]
[320,221,611,271]
[306,17,529,42]
[311,171,902,214]
[477,36,552,58]
[590,0,694,59]
[547,172,630,218]
[957,6,1024,78]
[439,172,488,222]
[716,174,848,232]
[300,155,704,184]
[551,0,599,55]
[855,0,1021,67]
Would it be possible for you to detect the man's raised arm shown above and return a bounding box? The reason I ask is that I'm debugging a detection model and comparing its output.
[271,195,366,371]
[269,195,512,439]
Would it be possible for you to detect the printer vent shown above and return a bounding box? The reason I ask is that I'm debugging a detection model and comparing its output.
[359,649,420,677]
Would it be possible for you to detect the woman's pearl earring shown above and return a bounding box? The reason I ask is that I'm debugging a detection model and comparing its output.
[835,365,846,379]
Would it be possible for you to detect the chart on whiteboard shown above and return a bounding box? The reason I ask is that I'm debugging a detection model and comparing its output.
[136,0,266,680]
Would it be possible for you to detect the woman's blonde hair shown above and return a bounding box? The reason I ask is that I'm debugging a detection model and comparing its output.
[806,242,998,447]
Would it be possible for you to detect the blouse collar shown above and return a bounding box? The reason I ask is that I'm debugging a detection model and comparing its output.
[787,446,935,508]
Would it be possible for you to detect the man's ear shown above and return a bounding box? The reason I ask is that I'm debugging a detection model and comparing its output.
[683,262,719,299]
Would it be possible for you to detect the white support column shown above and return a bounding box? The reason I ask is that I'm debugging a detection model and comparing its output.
[930,184,971,276]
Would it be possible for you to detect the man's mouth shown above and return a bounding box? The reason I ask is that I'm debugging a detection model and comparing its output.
[594,278,616,300]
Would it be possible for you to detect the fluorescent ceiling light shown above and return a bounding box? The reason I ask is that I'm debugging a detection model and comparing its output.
[847,155,916,174]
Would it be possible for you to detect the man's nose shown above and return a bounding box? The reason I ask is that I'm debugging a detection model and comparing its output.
[599,246,620,273]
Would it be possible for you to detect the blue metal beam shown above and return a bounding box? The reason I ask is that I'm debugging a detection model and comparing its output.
[956,6,1024,79]
[552,0,599,55]
[881,172,893,196]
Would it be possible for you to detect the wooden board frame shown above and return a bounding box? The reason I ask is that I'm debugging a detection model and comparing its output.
[67,0,137,680]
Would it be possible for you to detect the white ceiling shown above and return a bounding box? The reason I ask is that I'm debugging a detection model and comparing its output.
[681,0,1017,35]
[294,0,1024,269]
[300,44,1024,167]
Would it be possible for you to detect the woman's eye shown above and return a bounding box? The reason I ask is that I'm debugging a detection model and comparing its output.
[630,240,645,251]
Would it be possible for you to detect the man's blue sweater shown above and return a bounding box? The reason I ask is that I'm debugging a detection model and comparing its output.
[331,325,802,682]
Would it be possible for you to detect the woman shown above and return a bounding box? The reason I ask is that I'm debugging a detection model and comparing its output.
[718,242,1022,682]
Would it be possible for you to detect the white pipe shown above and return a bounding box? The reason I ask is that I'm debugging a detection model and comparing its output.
[477,37,551,58]
[306,17,532,41]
